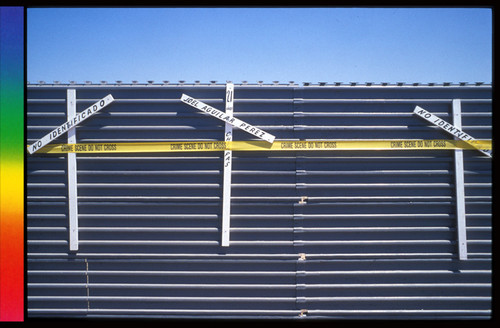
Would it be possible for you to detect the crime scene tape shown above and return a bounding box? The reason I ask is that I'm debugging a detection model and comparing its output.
[31,139,492,154]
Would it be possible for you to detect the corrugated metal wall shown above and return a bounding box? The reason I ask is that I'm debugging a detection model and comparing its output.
[26,82,492,319]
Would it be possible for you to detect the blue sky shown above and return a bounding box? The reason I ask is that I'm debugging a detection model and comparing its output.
[27,7,492,84]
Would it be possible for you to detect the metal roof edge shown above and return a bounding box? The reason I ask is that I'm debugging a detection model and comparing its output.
[26,81,492,87]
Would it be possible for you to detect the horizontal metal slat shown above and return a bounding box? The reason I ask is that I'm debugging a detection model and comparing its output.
[29,270,295,276]
[29,282,489,289]
[306,308,491,316]
[29,295,297,302]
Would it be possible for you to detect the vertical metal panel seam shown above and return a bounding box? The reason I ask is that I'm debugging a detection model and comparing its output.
[293,86,305,250]
[293,85,307,317]
[295,254,307,317]
[85,258,90,313]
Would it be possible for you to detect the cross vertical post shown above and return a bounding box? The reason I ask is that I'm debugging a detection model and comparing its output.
[67,89,79,251]
[221,83,234,246]
[452,99,467,260]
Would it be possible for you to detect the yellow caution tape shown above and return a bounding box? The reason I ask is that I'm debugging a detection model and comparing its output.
[31,139,492,154]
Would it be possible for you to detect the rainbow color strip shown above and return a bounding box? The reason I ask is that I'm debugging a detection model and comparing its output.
[0,6,24,322]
